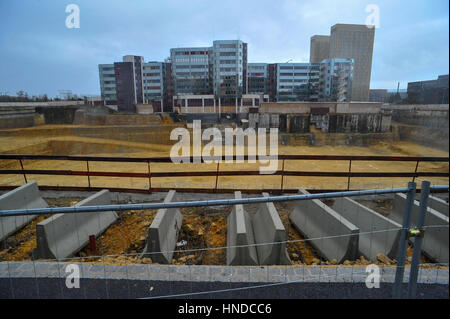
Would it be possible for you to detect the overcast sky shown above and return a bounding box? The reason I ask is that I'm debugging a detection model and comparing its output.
[0,0,448,97]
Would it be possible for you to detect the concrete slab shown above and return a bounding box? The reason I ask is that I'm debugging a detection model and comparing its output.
[142,190,182,264]
[391,193,449,263]
[252,193,290,265]
[34,190,118,260]
[331,197,401,260]
[226,191,258,266]
[289,189,359,263]
[0,182,48,242]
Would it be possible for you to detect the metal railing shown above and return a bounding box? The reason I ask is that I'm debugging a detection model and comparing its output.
[0,154,448,194]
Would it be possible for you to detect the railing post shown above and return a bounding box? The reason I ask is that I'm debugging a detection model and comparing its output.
[393,181,416,299]
[407,180,430,299]
[19,159,27,184]
[86,161,91,188]
[280,159,285,192]
[347,159,352,191]
[147,161,152,193]
[412,160,419,182]
[214,161,220,192]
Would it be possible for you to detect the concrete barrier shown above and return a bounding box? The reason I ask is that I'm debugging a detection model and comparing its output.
[415,194,449,217]
[0,182,47,242]
[331,197,401,260]
[428,196,449,217]
[289,189,359,262]
[252,193,291,265]
[34,190,118,260]
[391,193,449,263]
[226,191,258,266]
[142,190,182,264]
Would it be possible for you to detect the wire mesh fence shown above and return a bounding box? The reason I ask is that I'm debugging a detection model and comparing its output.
[0,181,448,299]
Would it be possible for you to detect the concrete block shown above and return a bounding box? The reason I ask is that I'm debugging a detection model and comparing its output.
[391,193,449,263]
[252,193,291,265]
[34,190,118,260]
[226,191,258,265]
[428,196,449,217]
[331,197,401,260]
[289,189,359,263]
[142,190,182,264]
[0,182,47,242]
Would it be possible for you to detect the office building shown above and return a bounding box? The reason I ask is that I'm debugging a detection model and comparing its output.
[328,24,375,101]
[247,63,268,94]
[310,35,330,63]
[369,89,389,103]
[407,74,449,104]
[319,58,353,102]
[99,64,117,104]
[170,47,212,96]
[212,40,247,100]
[275,63,320,102]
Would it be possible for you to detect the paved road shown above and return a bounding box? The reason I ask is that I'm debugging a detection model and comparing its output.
[0,278,448,299]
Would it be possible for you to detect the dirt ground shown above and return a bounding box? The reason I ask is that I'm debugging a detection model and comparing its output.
[0,196,441,267]
[0,125,448,191]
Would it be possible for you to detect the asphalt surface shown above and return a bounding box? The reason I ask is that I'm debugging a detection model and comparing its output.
[0,278,448,299]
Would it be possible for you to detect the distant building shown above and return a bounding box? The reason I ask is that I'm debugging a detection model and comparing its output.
[310,35,330,63]
[275,63,320,102]
[369,89,389,103]
[247,63,268,94]
[212,40,247,101]
[319,58,353,102]
[407,74,449,104]
[99,56,172,113]
[98,64,116,104]
[329,24,375,101]
[98,33,367,112]
[170,47,212,96]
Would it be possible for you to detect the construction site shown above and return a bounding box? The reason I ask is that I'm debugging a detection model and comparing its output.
[0,102,448,299]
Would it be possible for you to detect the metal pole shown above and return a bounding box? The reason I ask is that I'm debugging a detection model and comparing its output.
[393,181,416,299]
[4,185,448,218]
[86,161,91,188]
[412,161,419,182]
[19,159,27,184]
[407,180,430,299]
[347,160,352,191]
[147,160,152,193]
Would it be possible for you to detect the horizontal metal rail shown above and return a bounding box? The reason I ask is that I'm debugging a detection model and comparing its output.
[0,154,448,162]
[0,154,448,193]
[0,185,448,217]
[0,169,448,178]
